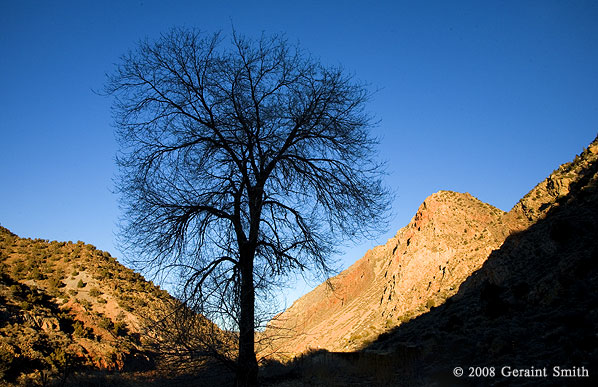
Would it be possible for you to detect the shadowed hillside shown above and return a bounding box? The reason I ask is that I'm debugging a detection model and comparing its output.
[363,139,598,385]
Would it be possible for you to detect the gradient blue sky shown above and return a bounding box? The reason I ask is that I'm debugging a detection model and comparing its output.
[1,1,597,303]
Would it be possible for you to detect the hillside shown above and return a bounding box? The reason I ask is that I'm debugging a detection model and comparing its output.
[265,191,527,356]
[3,137,596,386]
[0,229,227,386]
[364,138,598,385]
[264,135,598,379]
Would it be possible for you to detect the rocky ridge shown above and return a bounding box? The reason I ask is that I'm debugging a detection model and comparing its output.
[364,137,598,385]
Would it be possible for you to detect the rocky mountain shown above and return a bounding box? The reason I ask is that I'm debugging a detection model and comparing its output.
[0,228,226,386]
[3,137,596,386]
[265,136,598,371]
[363,138,598,385]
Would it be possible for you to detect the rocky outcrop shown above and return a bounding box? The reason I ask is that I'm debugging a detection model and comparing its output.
[510,139,598,222]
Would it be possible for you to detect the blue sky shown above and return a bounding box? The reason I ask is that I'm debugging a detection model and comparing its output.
[1,1,597,304]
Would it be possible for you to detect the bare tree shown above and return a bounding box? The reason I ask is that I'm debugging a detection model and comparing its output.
[106,27,391,386]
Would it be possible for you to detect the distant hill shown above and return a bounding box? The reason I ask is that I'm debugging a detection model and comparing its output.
[0,228,228,386]
[263,137,598,384]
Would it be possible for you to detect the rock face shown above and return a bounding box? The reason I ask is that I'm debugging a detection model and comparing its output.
[265,137,598,361]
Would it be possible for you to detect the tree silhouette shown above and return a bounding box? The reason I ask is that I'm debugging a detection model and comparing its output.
[106,28,391,386]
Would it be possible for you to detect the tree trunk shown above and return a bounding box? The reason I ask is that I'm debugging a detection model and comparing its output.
[236,248,258,387]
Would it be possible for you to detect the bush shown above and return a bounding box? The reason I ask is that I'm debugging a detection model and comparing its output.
[77,279,86,288]
[0,342,17,380]
[11,261,26,279]
[112,321,128,337]
[88,288,101,297]
[27,267,44,280]
[73,321,93,338]
[26,291,43,305]
[118,300,133,312]
[48,277,65,289]
[97,316,114,331]
[78,299,92,309]
[9,284,22,297]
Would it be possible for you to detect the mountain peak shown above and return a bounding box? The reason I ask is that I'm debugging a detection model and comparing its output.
[265,189,515,357]
[263,137,598,361]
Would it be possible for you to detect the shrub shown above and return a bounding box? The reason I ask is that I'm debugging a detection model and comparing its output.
[73,321,93,338]
[77,279,86,288]
[9,284,22,297]
[27,267,45,281]
[88,288,101,297]
[79,299,92,309]
[11,261,26,279]
[399,312,414,324]
[118,300,133,312]
[26,291,43,305]
[112,321,128,337]
[48,277,65,289]
[97,316,114,331]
